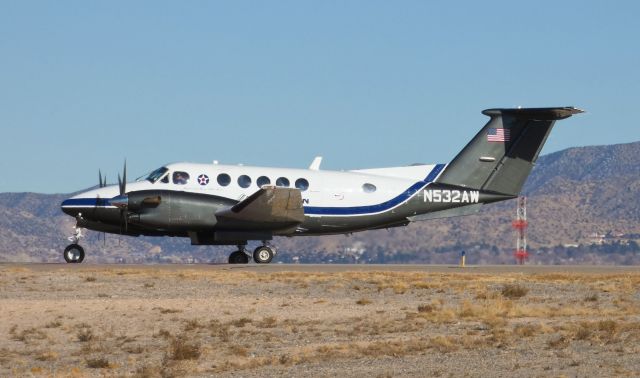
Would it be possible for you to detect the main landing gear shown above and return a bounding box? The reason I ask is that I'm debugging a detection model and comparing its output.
[253,245,275,264]
[64,227,85,263]
[228,243,276,264]
[228,247,249,264]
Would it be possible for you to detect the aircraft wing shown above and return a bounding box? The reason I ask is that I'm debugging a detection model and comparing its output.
[214,186,304,231]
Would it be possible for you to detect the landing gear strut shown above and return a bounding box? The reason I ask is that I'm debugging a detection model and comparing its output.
[64,226,85,263]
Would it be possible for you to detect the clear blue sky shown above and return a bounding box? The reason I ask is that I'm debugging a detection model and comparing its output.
[1,1,638,193]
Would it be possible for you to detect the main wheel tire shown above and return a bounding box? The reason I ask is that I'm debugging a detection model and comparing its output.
[63,244,85,263]
[228,251,249,264]
[253,246,274,264]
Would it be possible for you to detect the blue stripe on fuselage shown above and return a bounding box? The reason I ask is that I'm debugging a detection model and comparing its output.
[424,163,446,182]
[61,198,113,208]
[303,163,446,216]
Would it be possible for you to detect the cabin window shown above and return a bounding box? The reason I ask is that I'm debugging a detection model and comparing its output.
[173,171,190,185]
[257,176,271,187]
[217,173,231,186]
[295,178,309,191]
[276,177,290,187]
[362,183,376,193]
[238,175,252,188]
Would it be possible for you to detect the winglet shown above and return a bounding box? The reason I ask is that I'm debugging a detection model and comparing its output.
[309,156,323,171]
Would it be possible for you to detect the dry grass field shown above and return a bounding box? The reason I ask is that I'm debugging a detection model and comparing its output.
[1,265,639,377]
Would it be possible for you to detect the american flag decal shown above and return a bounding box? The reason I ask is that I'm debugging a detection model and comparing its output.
[487,128,510,142]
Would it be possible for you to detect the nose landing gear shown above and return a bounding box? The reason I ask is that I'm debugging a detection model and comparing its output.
[64,244,85,263]
[64,226,86,264]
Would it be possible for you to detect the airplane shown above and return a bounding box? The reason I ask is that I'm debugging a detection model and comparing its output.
[61,106,583,264]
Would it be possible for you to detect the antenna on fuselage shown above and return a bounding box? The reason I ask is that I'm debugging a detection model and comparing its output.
[309,156,323,171]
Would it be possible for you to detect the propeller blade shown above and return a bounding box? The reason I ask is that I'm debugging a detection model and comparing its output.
[119,209,128,234]
[98,169,108,188]
[115,160,129,234]
[92,194,100,216]
[121,160,127,195]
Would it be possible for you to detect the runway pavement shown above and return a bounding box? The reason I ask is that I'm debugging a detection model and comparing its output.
[1,263,637,274]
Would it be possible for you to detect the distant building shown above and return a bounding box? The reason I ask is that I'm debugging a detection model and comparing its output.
[588,232,605,245]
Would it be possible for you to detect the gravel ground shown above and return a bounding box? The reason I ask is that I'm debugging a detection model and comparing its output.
[0,264,638,377]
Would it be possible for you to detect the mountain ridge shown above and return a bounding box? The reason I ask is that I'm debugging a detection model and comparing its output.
[1,141,639,264]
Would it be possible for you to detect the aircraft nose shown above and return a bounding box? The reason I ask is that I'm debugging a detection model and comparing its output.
[61,198,79,217]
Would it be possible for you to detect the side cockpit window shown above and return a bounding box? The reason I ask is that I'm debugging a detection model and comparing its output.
[146,167,169,184]
[173,171,190,185]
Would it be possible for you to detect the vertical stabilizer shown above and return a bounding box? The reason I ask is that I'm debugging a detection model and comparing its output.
[435,107,583,196]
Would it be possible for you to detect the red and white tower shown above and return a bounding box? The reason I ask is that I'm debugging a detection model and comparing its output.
[512,196,529,264]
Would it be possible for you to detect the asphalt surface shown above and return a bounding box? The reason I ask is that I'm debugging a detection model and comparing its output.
[1,263,637,274]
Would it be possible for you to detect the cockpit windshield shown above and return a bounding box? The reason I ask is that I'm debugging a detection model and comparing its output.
[145,167,169,183]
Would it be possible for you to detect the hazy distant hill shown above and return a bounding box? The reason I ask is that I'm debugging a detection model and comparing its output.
[1,142,639,264]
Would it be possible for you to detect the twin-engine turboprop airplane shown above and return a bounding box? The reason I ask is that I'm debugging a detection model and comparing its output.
[61,107,583,264]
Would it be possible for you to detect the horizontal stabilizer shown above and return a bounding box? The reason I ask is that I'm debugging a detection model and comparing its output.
[482,107,584,121]
[215,187,304,231]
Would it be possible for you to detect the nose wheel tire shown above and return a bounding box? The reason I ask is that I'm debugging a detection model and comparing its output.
[228,251,249,264]
[253,246,274,264]
[63,244,85,263]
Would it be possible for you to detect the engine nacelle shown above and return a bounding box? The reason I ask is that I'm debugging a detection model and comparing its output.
[126,190,236,230]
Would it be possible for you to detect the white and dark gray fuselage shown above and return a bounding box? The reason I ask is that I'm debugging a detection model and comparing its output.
[60,107,583,259]
[62,161,515,242]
